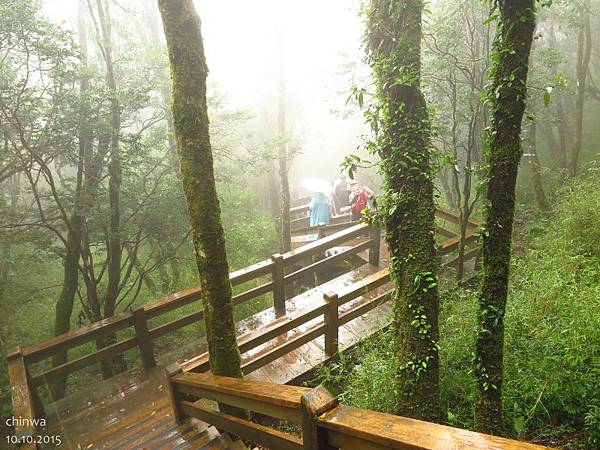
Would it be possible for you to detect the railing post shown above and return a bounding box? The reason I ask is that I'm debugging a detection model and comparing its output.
[323,292,338,358]
[7,347,40,450]
[271,254,286,317]
[300,385,338,450]
[369,225,381,266]
[133,306,156,369]
[317,225,325,240]
[164,367,185,424]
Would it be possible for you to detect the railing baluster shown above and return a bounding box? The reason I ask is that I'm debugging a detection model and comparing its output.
[323,292,339,358]
[133,306,156,369]
[272,253,286,317]
[369,225,381,266]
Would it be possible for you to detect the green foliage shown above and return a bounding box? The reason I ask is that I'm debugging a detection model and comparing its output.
[313,174,600,446]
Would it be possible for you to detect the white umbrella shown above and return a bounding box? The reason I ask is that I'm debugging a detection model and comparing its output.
[300,177,332,194]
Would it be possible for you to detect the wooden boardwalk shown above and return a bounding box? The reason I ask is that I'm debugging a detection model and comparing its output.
[42,241,392,449]
[8,210,479,449]
[44,367,247,449]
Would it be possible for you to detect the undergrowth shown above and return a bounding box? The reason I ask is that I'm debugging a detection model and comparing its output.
[312,169,600,449]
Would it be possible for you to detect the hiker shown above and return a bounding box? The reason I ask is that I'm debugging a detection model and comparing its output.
[333,175,350,213]
[309,191,333,227]
[350,182,373,221]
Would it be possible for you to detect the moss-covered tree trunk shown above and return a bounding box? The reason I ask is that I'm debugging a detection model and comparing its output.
[158,0,242,379]
[474,0,536,435]
[365,0,441,422]
[267,160,281,233]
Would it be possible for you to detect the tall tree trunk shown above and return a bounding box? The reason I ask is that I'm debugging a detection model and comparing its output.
[366,0,440,422]
[96,0,126,375]
[158,0,242,382]
[277,39,292,253]
[144,0,178,170]
[267,160,281,232]
[49,1,88,399]
[474,0,536,435]
[528,120,551,214]
[548,20,569,171]
[569,0,592,177]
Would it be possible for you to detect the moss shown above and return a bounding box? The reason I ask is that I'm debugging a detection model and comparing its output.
[474,0,537,435]
[365,0,441,422]
[158,0,242,379]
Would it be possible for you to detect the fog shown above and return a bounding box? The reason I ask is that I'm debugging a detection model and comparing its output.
[43,0,369,185]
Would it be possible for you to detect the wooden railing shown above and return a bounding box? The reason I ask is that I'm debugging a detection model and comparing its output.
[6,223,380,445]
[291,212,352,231]
[6,206,480,448]
[180,266,391,374]
[166,372,552,450]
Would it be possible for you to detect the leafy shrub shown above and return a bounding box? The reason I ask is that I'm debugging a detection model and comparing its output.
[314,172,600,446]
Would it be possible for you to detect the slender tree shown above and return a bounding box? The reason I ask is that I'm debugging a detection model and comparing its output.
[527,119,551,214]
[474,0,537,434]
[569,0,592,176]
[94,0,127,376]
[50,0,89,399]
[277,38,292,253]
[365,0,441,422]
[157,0,242,379]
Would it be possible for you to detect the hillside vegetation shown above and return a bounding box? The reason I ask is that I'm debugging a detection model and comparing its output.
[314,169,600,449]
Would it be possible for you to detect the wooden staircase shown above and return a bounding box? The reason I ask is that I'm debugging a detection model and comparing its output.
[78,413,247,449]
[42,368,248,450]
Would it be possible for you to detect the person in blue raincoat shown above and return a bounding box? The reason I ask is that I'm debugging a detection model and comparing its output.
[309,192,333,227]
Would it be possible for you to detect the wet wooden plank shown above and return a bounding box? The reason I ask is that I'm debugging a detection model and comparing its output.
[179,401,303,450]
[172,372,309,411]
[6,349,38,450]
[77,400,172,448]
[321,405,552,450]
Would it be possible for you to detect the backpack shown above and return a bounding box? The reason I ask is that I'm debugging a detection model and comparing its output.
[352,190,369,216]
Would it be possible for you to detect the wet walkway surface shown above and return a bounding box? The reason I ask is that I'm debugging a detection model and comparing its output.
[42,239,392,449]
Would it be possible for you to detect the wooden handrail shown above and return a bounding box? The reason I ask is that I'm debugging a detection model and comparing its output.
[290,204,310,216]
[284,240,372,283]
[439,229,479,255]
[291,195,313,207]
[22,313,136,364]
[172,372,309,423]
[182,266,392,374]
[284,223,368,265]
[10,222,380,398]
[292,219,358,237]
[166,373,553,450]
[291,211,351,231]
[435,207,480,229]
[7,206,477,423]
[320,404,550,450]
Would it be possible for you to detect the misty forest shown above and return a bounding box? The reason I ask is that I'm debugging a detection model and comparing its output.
[1,0,599,449]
